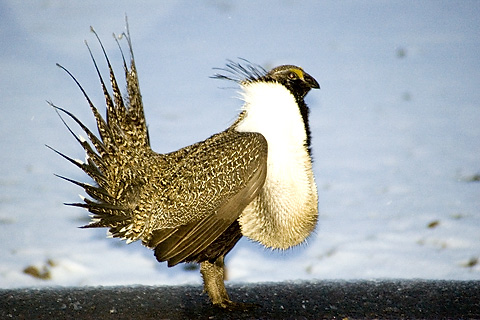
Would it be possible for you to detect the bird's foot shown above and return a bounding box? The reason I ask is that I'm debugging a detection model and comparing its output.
[213,299,260,311]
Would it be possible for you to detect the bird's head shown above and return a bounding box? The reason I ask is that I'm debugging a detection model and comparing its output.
[263,65,320,100]
[213,60,319,102]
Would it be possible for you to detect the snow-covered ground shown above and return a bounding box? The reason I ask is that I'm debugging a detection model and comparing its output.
[1,1,479,289]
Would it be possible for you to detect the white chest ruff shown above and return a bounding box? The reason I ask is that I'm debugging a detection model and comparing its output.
[235,82,318,249]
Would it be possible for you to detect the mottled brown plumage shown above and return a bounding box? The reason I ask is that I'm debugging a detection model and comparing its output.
[50,23,319,310]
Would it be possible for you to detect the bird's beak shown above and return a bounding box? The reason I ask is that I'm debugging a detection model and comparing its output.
[304,72,320,89]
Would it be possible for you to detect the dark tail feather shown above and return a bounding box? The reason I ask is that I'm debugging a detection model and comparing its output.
[55,63,118,156]
[88,21,150,150]
[116,20,150,148]
[87,27,128,143]
[54,174,114,204]
[50,103,108,170]
[46,145,107,188]
[50,21,152,243]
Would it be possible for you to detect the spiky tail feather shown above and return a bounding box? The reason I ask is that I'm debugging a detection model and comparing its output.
[48,20,153,243]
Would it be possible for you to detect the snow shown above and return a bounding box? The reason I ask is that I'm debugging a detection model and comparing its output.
[0,1,479,289]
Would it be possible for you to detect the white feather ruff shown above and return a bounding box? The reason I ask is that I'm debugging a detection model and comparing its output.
[235,82,318,249]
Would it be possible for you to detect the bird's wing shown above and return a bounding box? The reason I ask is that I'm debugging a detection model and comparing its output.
[149,131,268,266]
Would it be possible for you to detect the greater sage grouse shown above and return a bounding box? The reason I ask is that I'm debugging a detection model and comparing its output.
[50,24,319,310]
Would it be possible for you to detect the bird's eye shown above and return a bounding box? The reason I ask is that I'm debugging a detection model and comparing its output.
[288,72,297,79]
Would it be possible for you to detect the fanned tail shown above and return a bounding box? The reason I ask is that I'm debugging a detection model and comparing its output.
[49,21,154,243]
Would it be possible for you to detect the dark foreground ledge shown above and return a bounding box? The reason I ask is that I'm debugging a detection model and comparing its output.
[1,280,479,319]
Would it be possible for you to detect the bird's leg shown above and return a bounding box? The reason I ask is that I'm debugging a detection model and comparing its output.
[200,256,259,310]
[200,256,231,307]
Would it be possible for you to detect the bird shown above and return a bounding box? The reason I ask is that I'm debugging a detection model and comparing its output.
[49,23,320,310]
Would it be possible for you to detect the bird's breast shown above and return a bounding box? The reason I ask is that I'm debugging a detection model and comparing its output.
[238,144,318,249]
[234,81,318,249]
